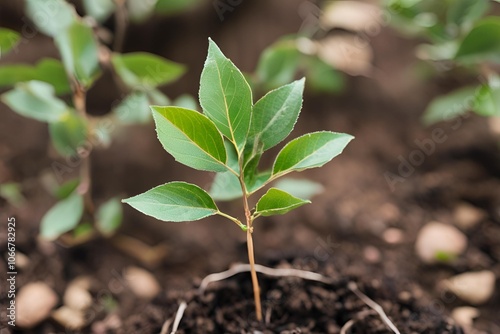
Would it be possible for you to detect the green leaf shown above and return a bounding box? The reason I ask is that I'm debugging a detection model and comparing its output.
[40,192,84,240]
[122,181,219,222]
[256,41,301,90]
[272,131,354,176]
[96,197,123,236]
[114,91,151,124]
[155,0,203,15]
[54,178,80,200]
[1,80,69,122]
[147,89,171,105]
[0,28,20,57]
[83,0,116,22]
[0,59,71,94]
[49,111,88,156]
[447,0,489,30]
[55,20,101,88]
[35,58,72,95]
[0,182,25,207]
[455,18,500,63]
[199,38,253,152]
[25,0,76,37]
[306,57,344,93]
[474,83,500,117]
[273,178,324,200]
[111,52,186,90]
[423,86,478,125]
[255,188,310,217]
[249,78,304,151]
[151,106,228,172]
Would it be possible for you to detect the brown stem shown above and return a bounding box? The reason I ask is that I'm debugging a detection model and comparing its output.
[238,172,262,321]
[246,228,262,321]
[73,83,94,215]
[113,0,127,52]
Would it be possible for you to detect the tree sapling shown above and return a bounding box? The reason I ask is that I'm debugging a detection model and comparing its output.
[122,38,354,321]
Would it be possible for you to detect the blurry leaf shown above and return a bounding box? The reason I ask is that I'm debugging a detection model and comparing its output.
[1,80,69,122]
[447,0,489,30]
[0,59,71,95]
[423,86,478,125]
[25,0,76,37]
[210,141,242,201]
[173,94,199,110]
[155,0,203,15]
[122,182,219,222]
[273,178,324,200]
[474,83,500,117]
[73,222,94,239]
[0,182,25,206]
[199,38,252,152]
[127,0,157,22]
[147,89,171,105]
[83,0,116,22]
[255,188,310,217]
[0,65,37,87]
[0,28,20,57]
[210,172,242,201]
[249,79,304,151]
[455,18,500,63]
[114,91,151,124]
[305,57,344,93]
[34,58,72,95]
[256,41,301,90]
[54,178,80,200]
[111,52,186,90]
[272,131,354,176]
[416,41,458,61]
[40,192,84,240]
[151,106,228,172]
[55,20,101,88]
[49,111,88,156]
[96,197,123,236]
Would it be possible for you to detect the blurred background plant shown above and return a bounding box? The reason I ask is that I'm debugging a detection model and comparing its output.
[385,0,500,126]
[0,0,203,243]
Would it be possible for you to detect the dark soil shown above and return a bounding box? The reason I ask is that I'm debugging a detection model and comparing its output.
[1,0,500,333]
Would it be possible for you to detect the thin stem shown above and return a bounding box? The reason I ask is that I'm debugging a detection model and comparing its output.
[73,83,94,215]
[113,0,127,52]
[216,211,246,231]
[246,229,262,321]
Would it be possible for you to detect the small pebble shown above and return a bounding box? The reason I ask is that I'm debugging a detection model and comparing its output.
[17,282,58,328]
[64,282,92,311]
[363,245,381,263]
[124,266,161,299]
[52,306,86,330]
[489,116,500,136]
[383,228,404,244]
[451,306,479,327]
[415,222,467,264]
[15,252,30,270]
[443,270,496,305]
[453,202,486,230]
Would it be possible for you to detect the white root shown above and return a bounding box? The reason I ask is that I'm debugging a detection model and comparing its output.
[160,301,187,334]
[198,263,401,334]
[340,319,355,334]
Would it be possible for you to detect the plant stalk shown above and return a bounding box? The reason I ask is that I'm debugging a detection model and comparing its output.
[246,227,262,321]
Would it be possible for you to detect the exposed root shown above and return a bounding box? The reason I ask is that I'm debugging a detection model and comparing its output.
[340,319,355,334]
[348,282,401,334]
[164,301,187,334]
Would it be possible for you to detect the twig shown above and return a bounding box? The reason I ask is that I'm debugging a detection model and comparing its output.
[159,318,173,334]
[340,319,355,334]
[113,0,127,52]
[170,301,187,334]
[348,282,400,334]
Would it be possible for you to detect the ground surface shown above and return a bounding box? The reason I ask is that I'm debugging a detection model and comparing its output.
[0,0,499,333]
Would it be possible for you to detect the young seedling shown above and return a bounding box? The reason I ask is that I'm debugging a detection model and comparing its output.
[122,38,353,321]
